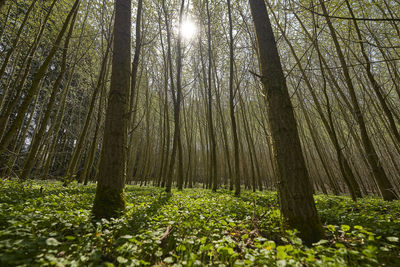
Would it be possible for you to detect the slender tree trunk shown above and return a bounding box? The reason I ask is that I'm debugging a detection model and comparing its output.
[248,0,324,244]
[163,0,176,192]
[166,0,185,192]
[205,0,218,192]
[92,0,131,219]
[319,0,398,201]
[21,5,78,180]
[0,0,36,80]
[345,0,400,146]
[81,59,108,184]
[0,0,80,156]
[282,6,362,199]
[126,0,143,183]
[65,42,111,182]
[227,0,241,196]
[0,0,57,141]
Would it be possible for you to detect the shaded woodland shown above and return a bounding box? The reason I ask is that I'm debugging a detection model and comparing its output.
[0,0,400,265]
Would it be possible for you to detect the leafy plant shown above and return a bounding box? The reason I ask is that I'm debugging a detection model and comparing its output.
[0,180,399,266]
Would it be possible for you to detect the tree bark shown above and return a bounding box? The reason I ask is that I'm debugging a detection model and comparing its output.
[166,0,185,192]
[248,0,324,244]
[92,0,131,219]
[227,0,241,196]
[205,0,218,192]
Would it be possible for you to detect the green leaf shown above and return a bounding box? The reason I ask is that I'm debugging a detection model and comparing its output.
[46,237,61,246]
[277,246,287,259]
[117,256,128,263]
[386,237,399,242]
[327,225,336,232]
[314,239,329,246]
[341,225,350,232]
[120,235,133,239]
[155,250,163,257]
[200,236,207,244]
[164,257,174,264]
[65,236,76,240]
[277,260,287,267]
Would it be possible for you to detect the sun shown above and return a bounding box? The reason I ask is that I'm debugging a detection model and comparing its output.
[180,19,197,40]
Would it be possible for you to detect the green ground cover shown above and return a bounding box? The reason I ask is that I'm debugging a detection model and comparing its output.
[0,180,399,266]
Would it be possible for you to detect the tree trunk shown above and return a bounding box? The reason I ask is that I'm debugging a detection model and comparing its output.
[205,0,218,192]
[248,0,324,244]
[92,0,131,219]
[166,0,184,192]
[21,4,78,180]
[0,0,37,81]
[227,0,241,196]
[319,0,398,201]
[0,0,80,156]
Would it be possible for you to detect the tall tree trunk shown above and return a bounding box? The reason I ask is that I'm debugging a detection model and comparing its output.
[344,0,400,146]
[0,0,37,80]
[166,0,184,192]
[129,0,143,115]
[268,4,361,199]
[227,0,241,196]
[319,0,398,201]
[126,0,143,182]
[92,0,131,219]
[205,0,218,192]
[65,41,111,182]
[0,0,57,140]
[21,4,78,180]
[0,0,80,156]
[248,0,324,244]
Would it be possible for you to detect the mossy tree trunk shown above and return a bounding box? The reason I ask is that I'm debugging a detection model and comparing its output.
[92,0,131,219]
[248,0,324,244]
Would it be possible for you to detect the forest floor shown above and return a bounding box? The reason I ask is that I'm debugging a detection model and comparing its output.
[0,180,399,266]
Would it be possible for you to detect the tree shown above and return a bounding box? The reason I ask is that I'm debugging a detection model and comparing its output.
[248,0,324,244]
[319,0,398,201]
[227,0,241,196]
[92,0,131,219]
[268,4,361,200]
[0,0,80,157]
[21,2,79,180]
[165,0,185,192]
[205,0,218,192]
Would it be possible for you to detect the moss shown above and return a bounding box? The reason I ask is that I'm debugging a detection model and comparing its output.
[92,185,126,219]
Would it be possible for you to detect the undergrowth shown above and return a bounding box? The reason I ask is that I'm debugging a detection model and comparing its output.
[0,180,399,266]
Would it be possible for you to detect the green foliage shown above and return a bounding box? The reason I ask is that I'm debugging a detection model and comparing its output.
[0,180,399,266]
